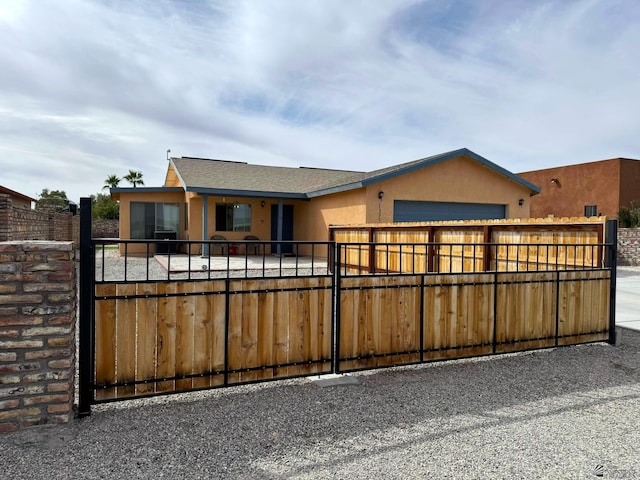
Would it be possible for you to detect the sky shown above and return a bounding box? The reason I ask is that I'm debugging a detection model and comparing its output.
[1,0,639,203]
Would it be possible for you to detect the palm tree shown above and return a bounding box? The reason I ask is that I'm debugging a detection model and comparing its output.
[103,174,121,190]
[123,170,145,187]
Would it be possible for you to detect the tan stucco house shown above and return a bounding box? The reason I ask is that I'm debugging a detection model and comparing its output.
[111,148,540,255]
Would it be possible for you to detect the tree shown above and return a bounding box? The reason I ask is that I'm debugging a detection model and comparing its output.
[91,193,119,220]
[123,170,144,187]
[103,174,121,190]
[36,188,69,212]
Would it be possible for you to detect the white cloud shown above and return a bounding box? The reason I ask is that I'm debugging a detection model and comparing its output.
[0,0,638,202]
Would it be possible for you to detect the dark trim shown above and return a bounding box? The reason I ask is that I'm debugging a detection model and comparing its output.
[110,187,185,193]
[305,181,364,198]
[186,187,308,200]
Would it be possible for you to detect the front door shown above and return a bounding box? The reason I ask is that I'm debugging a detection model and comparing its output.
[271,204,294,255]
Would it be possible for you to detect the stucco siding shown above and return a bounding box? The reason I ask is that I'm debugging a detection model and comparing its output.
[520,159,622,218]
[619,159,640,210]
[365,156,532,223]
[117,191,186,254]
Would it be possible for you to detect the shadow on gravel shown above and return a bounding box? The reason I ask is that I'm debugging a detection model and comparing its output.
[3,329,639,479]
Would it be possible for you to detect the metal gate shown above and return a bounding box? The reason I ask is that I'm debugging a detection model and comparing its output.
[78,199,617,416]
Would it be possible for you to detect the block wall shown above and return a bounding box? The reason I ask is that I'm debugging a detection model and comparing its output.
[618,228,640,266]
[0,241,76,433]
[0,194,77,244]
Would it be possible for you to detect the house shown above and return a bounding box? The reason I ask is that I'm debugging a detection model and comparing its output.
[111,148,540,255]
[518,158,640,219]
[0,185,36,209]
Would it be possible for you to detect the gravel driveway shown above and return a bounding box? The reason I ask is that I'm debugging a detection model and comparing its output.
[2,327,639,479]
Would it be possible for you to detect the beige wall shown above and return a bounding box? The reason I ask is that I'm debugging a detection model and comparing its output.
[117,191,187,254]
[364,156,532,222]
[164,165,182,187]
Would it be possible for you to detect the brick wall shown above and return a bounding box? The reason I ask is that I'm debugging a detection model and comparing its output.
[618,228,640,266]
[92,218,119,238]
[0,194,78,244]
[0,241,76,433]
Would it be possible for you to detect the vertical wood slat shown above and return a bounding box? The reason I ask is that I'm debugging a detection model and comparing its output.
[191,281,215,389]
[136,283,157,395]
[156,283,177,392]
[95,284,116,401]
[115,284,137,397]
[241,279,259,382]
[175,282,195,391]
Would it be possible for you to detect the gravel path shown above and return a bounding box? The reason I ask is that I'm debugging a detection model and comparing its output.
[2,328,640,479]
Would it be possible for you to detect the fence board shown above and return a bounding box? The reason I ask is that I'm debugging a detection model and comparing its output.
[95,284,116,401]
[257,289,274,380]
[228,280,244,383]
[175,282,195,391]
[242,279,260,382]
[273,279,290,378]
[191,282,214,389]
[115,284,136,397]
[156,283,177,392]
[136,283,157,395]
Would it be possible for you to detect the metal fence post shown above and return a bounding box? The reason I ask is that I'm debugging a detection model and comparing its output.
[78,197,94,417]
[605,219,618,345]
[333,243,341,374]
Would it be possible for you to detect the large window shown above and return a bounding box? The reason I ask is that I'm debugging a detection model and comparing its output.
[215,203,251,232]
[130,202,180,239]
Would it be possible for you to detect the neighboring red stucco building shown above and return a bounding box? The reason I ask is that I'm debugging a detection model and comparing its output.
[519,158,640,218]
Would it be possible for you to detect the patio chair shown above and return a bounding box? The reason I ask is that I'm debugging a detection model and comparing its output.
[243,235,261,254]
[210,234,228,255]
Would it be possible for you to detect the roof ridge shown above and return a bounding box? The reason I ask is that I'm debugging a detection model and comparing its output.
[179,157,248,165]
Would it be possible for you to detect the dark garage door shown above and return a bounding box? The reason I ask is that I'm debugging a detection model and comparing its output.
[393,200,506,222]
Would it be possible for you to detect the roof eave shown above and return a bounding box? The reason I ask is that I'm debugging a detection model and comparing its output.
[360,148,541,195]
[306,182,365,198]
[186,187,308,200]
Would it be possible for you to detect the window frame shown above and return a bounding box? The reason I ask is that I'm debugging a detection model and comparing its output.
[215,203,252,232]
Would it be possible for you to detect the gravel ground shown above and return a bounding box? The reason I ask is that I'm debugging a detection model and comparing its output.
[94,250,328,281]
[2,328,640,479]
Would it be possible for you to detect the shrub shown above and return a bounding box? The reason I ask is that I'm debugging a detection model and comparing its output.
[618,202,640,227]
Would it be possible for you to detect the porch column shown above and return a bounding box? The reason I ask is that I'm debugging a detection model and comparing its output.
[276,198,283,256]
[201,194,209,257]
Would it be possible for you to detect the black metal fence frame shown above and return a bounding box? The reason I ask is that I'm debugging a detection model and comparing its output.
[77,195,618,417]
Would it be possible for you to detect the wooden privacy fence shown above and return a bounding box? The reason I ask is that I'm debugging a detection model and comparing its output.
[93,277,333,401]
[330,217,607,274]
[336,270,610,372]
[77,199,617,414]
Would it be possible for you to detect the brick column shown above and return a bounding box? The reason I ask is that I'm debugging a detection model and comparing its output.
[0,241,76,433]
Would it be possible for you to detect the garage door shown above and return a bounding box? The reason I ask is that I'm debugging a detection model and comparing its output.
[393,200,506,222]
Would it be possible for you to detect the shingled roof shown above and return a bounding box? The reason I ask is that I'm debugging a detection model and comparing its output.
[112,148,539,198]
[170,157,364,198]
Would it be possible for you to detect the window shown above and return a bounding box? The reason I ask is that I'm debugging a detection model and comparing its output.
[215,203,251,232]
[584,205,597,217]
[130,202,180,239]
